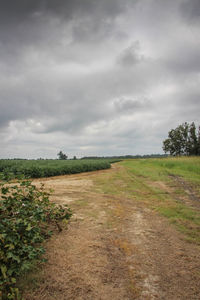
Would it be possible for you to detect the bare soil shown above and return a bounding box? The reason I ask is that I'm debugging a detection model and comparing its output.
[23,165,200,300]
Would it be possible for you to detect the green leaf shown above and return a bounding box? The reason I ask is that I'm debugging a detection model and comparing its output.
[26,223,32,231]
[1,265,7,279]
[7,252,21,263]
[1,187,9,194]
[11,277,16,284]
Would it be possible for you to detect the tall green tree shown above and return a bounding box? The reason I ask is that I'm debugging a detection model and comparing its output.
[163,122,200,156]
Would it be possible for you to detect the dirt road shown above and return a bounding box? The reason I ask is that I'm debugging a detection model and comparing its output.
[23,164,200,300]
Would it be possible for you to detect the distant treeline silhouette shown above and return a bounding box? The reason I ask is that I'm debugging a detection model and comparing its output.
[81,154,168,160]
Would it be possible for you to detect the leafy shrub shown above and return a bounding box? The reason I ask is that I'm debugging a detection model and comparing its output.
[0,180,72,299]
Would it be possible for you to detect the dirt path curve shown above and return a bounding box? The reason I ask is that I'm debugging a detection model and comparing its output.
[23,164,200,300]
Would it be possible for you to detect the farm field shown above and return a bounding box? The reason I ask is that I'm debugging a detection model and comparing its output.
[0,159,119,179]
[9,157,200,299]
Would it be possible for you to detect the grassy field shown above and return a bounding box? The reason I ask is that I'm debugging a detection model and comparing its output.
[95,157,200,244]
[0,159,119,179]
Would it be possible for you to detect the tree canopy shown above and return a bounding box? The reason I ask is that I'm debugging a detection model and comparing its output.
[163,122,200,156]
[57,151,68,160]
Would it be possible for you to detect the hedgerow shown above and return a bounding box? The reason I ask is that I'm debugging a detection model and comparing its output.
[0,180,72,299]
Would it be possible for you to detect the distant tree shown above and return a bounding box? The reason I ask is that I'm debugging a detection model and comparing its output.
[163,122,200,156]
[198,126,200,155]
[57,151,68,160]
[188,122,198,155]
[73,156,77,160]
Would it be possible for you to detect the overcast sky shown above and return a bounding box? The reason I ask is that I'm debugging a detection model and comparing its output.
[0,0,199,158]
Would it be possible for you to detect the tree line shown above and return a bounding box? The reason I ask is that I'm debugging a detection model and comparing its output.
[163,122,200,156]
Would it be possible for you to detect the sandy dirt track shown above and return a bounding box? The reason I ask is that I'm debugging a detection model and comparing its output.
[23,164,200,300]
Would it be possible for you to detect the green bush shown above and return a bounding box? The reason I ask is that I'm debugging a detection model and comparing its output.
[0,180,72,299]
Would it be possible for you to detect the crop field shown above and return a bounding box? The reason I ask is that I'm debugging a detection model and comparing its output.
[0,159,119,179]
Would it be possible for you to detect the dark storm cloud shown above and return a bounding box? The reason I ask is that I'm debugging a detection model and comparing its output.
[0,0,132,26]
[0,0,120,18]
[180,0,200,23]
[0,0,136,69]
[0,0,130,58]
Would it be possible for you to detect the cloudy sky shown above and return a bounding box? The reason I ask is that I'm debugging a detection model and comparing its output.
[0,0,200,158]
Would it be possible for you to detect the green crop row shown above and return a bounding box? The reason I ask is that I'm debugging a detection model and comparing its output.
[0,159,115,179]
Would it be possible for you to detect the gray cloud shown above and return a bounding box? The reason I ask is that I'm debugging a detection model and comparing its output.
[180,0,200,23]
[0,0,200,158]
[0,0,132,21]
[114,97,152,114]
[117,41,145,67]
